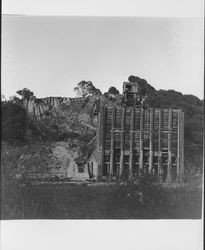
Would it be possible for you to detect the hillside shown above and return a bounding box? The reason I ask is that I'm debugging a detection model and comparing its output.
[1,76,204,183]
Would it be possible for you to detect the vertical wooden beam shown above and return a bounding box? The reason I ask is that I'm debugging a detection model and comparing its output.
[96,109,101,180]
[158,109,162,182]
[166,109,172,183]
[178,111,184,182]
[100,106,106,179]
[177,110,182,182]
[109,107,115,178]
[129,107,134,178]
[119,107,125,176]
[97,107,104,180]
[181,112,184,181]
[149,108,153,174]
[96,110,101,149]
[139,108,144,173]
[134,93,137,107]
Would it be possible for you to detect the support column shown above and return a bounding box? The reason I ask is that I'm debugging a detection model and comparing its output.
[177,110,181,182]
[158,109,162,183]
[133,93,137,107]
[109,107,115,178]
[180,112,184,182]
[177,111,184,182]
[119,107,125,176]
[101,107,106,179]
[149,108,153,174]
[129,107,134,178]
[97,107,105,180]
[139,108,144,173]
[166,109,172,183]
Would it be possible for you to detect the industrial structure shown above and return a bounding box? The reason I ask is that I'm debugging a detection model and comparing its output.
[95,81,184,183]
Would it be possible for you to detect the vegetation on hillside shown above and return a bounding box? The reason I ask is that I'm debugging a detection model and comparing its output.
[74,80,101,97]
[1,102,27,142]
[1,76,204,178]
[16,88,35,100]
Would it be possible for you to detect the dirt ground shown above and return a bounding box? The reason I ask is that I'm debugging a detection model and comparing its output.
[1,183,202,219]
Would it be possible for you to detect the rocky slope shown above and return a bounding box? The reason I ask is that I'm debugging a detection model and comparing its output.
[22,96,88,119]
[1,76,203,183]
[1,94,99,182]
[1,140,97,184]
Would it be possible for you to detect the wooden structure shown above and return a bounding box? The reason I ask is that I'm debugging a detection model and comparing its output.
[96,82,184,183]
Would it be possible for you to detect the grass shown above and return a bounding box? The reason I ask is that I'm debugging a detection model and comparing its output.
[1,183,202,219]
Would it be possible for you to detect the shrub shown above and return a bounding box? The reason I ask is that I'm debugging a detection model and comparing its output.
[1,103,27,142]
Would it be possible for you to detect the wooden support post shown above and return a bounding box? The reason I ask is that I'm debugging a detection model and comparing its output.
[180,112,184,182]
[99,106,106,180]
[149,108,153,174]
[109,107,115,178]
[158,109,162,183]
[166,109,172,183]
[96,110,101,149]
[177,111,184,182]
[129,107,134,178]
[97,108,102,180]
[134,93,137,107]
[120,107,125,176]
[96,109,101,181]
[139,108,144,173]
[177,110,181,182]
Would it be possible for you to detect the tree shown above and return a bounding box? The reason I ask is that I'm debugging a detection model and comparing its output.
[74,81,101,97]
[1,102,27,141]
[1,95,6,102]
[9,95,21,104]
[128,75,155,96]
[108,86,120,95]
[16,88,35,100]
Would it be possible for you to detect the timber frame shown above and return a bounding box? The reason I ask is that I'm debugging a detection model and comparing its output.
[96,83,184,183]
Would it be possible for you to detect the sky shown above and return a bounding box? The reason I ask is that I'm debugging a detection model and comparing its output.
[2,15,203,99]
[2,0,204,99]
[2,0,204,17]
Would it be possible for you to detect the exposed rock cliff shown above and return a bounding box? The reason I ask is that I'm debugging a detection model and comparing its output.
[20,95,97,145]
[22,97,72,118]
[1,141,94,183]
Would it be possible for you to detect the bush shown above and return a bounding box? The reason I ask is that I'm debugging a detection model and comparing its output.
[1,103,27,142]
[107,86,120,95]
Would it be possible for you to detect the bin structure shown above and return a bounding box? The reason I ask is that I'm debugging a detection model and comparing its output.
[96,82,184,183]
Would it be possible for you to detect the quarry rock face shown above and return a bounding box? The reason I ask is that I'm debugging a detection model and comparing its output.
[12,95,98,182]
[16,142,90,181]
[21,96,97,147]
[22,97,72,119]
[22,96,97,131]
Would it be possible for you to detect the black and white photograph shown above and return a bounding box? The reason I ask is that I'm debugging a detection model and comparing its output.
[1,0,204,249]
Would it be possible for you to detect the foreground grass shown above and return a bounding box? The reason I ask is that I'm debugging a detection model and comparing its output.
[1,183,202,219]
